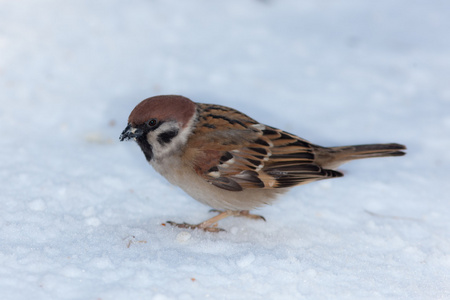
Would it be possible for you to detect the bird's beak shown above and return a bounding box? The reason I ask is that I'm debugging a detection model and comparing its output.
[119,124,143,141]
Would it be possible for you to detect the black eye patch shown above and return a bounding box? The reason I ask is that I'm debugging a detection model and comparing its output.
[157,129,179,145]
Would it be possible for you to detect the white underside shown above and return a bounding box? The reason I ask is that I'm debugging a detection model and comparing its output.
[151,156,287,211]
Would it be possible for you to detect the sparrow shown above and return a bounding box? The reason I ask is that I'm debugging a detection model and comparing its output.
[120,95,406,232]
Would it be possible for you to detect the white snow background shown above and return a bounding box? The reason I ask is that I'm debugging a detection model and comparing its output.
[1,1,449,299]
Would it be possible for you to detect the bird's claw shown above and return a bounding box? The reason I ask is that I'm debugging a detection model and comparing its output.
[209,209,266,221]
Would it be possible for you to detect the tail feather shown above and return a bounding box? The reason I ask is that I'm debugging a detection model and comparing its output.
[317,143,406,169]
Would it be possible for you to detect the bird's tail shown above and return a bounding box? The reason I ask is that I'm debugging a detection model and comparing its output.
[317,143,406,169]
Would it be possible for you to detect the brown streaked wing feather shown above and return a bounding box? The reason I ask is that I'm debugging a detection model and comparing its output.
[259,126,343,188]
[187,103,263,191]
[189,104,341,191]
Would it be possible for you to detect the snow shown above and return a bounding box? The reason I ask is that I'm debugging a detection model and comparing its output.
[1,0,449,299]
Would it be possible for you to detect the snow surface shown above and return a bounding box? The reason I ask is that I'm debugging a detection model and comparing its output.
[1,1,450,299]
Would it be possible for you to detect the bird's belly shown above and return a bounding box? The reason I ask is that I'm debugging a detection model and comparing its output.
[151,159,286,211]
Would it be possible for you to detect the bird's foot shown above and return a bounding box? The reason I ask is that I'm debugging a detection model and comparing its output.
[209,209,266,221]
[166,221,225,233]
[166,210,233,232]
[166,210,265,233]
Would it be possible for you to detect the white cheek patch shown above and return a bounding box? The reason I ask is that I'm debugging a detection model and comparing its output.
[148,120,192,160]
[148,110,197,161]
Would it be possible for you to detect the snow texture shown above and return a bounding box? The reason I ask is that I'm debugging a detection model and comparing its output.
[1,1,449,299]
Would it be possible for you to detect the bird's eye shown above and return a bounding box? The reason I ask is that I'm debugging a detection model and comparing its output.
[146,118,158,128]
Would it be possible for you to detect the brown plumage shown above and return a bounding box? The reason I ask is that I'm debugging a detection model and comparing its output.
[120,95,406,232]
[188,103,404,191]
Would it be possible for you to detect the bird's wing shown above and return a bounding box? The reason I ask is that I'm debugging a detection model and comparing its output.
[187,104,342,191]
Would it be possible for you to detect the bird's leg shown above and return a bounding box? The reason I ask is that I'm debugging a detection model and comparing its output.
[209,209,266,221]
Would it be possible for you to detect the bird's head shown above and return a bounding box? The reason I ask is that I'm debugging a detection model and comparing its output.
[120,95,197,162]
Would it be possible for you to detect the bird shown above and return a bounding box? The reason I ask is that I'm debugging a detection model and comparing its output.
[120,95,406,232]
